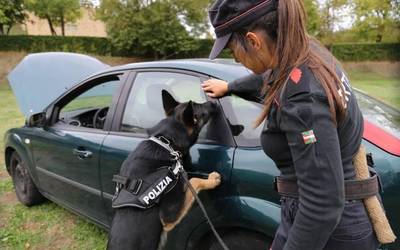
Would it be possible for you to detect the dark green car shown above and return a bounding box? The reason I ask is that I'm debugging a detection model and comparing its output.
[4,53,400,249]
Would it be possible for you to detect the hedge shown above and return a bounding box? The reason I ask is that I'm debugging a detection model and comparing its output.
[193,39,400,61]
[0,35,399,61]
[329,43,400,61]
[0,35,112,55]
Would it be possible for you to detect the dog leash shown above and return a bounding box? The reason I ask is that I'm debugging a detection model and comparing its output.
[148,136,230,250]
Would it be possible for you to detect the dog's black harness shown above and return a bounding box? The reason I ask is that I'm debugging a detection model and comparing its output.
[111,136,184,209]
[111,136,230,250]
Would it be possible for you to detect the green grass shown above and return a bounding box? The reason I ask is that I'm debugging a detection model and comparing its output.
[0,177,13,194]
[0,84,25,167]
[0,199,107,250]
[347,70,400,109]
[63,96,113,112]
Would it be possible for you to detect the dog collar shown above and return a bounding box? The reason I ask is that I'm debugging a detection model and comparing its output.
[148,136,183,175]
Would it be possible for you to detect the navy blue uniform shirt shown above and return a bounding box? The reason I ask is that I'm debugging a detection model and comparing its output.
[227,64,364,249]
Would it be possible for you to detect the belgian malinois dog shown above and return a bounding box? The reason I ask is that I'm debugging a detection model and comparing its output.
[107,90,221,250]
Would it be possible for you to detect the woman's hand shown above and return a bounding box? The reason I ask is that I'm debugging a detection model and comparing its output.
[201,79,229,98]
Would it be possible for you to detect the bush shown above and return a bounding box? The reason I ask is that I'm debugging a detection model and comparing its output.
[0,35,399,61]
[188,40,400,61]
[180,39,231,59]
[329,43,400,61]
[0,35,112,55]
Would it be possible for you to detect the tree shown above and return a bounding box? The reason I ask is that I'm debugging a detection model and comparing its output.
[97,0,209,59]
[303,0,322,37]
[26,0,81,36]
[0,0,26,35]
[320,0,349,40]
[351,0,399,42]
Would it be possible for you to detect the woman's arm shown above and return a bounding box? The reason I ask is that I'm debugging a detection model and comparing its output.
[280,91,345,250]
[202,73,267,103]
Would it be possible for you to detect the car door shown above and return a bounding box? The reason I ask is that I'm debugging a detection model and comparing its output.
[99,69,236,223]
[31,72,127,226]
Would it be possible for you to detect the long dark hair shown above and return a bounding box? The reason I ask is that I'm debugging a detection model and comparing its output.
[230,0,346,127]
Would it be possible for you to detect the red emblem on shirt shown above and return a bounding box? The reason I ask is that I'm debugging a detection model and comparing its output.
[290,68,302,84]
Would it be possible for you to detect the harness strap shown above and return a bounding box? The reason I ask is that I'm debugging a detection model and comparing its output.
[112,175,129,186]
[149,136,182,160]
[275,173,380,200]
[127,179,143,195]
[112,174,143,195]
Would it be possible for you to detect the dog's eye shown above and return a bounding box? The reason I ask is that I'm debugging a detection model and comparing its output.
[193,117,198,125]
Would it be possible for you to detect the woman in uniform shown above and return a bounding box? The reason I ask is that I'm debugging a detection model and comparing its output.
[203,0,380,249]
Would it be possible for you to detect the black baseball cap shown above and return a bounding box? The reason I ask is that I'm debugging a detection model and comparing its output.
[208,0,278,59]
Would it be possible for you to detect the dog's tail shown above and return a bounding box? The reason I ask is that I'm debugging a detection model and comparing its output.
[157,231,168,250]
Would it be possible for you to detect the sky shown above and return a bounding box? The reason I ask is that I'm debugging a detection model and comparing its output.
[89,0,100,6]
[318,0,353,30]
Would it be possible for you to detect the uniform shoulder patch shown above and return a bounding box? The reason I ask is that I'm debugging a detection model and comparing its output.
[290,67,302,84]
[282,66,311,102]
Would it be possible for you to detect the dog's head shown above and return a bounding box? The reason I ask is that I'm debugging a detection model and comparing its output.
[161,90,217,145]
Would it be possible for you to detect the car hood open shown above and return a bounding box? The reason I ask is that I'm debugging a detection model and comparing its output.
[8,52,109,117]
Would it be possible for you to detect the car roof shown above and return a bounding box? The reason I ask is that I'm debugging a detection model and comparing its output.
[102,58,253,82]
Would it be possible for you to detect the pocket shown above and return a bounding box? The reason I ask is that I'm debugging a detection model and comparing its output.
[331,201,374,242]
[323,200,380,250]
[325,223,379,250]
[330,221,373,242]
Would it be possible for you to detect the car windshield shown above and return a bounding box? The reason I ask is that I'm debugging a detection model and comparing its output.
[355,89,400,139]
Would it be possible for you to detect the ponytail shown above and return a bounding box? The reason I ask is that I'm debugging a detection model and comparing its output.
[230,0,346,127]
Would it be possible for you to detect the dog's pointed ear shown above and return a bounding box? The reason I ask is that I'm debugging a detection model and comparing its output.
[162,90,179,116]
[182,101,195,127]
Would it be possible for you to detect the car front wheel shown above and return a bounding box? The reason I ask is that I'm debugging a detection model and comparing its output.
[10,151,45,206]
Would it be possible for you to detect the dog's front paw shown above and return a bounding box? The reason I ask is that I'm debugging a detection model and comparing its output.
[207,172,221,189]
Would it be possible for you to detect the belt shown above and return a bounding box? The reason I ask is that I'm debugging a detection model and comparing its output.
[275,173,380,200]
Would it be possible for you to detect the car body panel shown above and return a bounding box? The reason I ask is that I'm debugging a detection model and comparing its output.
[8,52,109,117]
[230,148,280,203]
[363,140,400,249]
[4,128,38,181]
[31,126,108,223]
[168,196,280,250]
[4,54,400,249]
[99,133,236,222]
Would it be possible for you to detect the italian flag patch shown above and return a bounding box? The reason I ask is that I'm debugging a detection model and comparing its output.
[302,130,317,144]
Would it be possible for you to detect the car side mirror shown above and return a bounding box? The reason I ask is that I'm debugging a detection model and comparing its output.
[28,112,47,127]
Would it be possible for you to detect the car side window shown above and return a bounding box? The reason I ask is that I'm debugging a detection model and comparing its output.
[220,95,264,147]
[58,75,121,129]
[121,72,208,136]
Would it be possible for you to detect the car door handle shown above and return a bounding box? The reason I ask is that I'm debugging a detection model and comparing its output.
[73,148,93,159]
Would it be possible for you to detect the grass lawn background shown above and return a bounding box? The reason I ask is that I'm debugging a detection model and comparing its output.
[0,51,399,249]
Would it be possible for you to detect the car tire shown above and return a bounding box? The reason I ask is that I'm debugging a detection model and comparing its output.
[10,151,45,206]
[205,229,272,250]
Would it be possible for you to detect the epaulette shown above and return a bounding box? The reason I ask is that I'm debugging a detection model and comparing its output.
[283,65,312,100]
